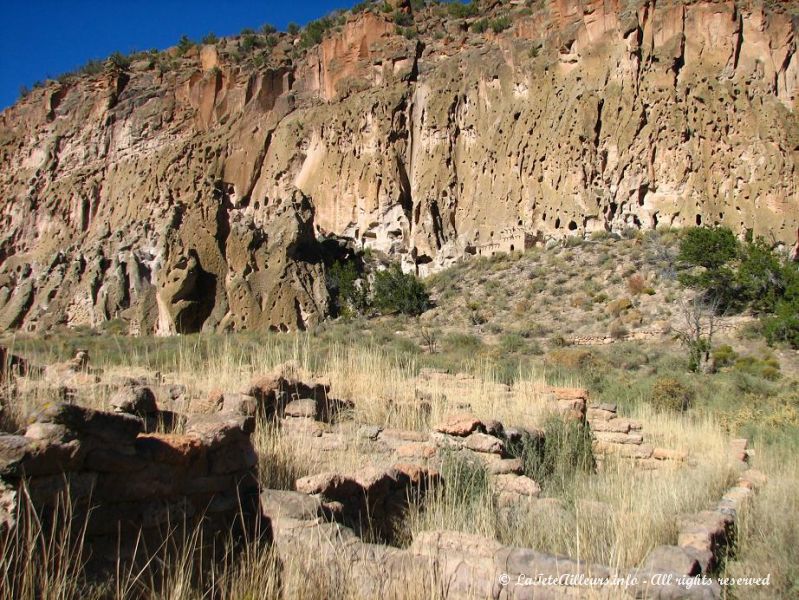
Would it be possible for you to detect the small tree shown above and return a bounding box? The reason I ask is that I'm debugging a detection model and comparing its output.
[678,227,738,270]
[372,264,430,316]
[677,227,741,312]
[177,35,195,55]
[328,260,368,317]
[673,296,720,372]
[419,324,439,353]
[762,263,799,347]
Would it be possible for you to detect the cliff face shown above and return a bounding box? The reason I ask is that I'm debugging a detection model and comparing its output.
[1,0,798,334]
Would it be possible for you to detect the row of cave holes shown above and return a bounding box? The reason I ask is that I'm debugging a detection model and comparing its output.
[542,214,578,231]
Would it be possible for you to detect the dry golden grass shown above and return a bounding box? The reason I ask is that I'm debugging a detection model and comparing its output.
[724,443,799,598]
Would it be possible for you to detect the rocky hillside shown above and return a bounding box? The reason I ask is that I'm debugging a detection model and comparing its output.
[1,0,798,334]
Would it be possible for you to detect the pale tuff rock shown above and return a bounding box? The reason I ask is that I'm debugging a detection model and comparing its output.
[2,0,799,333]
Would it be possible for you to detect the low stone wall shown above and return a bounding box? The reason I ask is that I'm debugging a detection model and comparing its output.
[568,329,668,346]
[0,401,261,572]
[586,400,690,470]
[265,444,766,600]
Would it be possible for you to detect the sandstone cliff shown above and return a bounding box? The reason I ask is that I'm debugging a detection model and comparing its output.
[1,0,798,333]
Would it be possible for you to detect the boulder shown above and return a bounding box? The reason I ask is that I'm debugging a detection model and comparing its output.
[135,434,205,466]
[593,431,644,445]
[184,413,254,447]
[284,398,318,419]
[261,489,323,521]
[295,472,361,501]
[193,389,224,414]
[110,386,157,416]
[481,456,524,475]
[24,422,70,443]
[494,474,541,498]
[357,425,382,440]
[396,442,437,459]
[464,432,506,455]
[642,545,701,576]
[433,413,483,436]
[221,392,257,416]
[38,403,143,444]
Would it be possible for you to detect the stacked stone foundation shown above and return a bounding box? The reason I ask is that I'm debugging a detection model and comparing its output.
[0,402,262,573]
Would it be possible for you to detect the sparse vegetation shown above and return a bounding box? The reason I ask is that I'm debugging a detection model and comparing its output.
[447,0,479,19]
[176,34,195,56]
[489,15,512,33]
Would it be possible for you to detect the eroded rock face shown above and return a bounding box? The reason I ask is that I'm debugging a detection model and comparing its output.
[1,0,798,332]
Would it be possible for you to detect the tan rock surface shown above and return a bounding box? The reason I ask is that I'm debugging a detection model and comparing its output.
[2,0,798,332]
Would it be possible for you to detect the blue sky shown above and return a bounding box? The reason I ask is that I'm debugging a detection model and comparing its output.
[0,0,356,110]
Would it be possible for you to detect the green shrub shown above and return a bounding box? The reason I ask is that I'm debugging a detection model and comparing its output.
[677,227,741,311]
[499,333,526,353]
[448,0,479,18]
[763,301,799,348]
[397,26,417,39]
[490,16,512,33]
[650,377,694,413]
[733,355,781,381]
[444,332,483,352]
[241,32,263,51]
[507,416,594,494]
[287,23,300,35]
[737,237,786,313]
[260,24,277,35]
[202,32,219,44]
[472,18,488,33]
[80,59,105,76]
[328,260,368,317]
[546,348,601,370]
[679,227,738,270]
[108,51,131,70]
[177,35,195,55]
[372,264,430,316]
[712,344,738,368]
[300,17,334,48]
[393,10,414,26]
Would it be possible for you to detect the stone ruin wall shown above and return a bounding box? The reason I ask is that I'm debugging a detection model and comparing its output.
[0,400,261,572]
[0,352,770,598]
[474,229,537,258]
